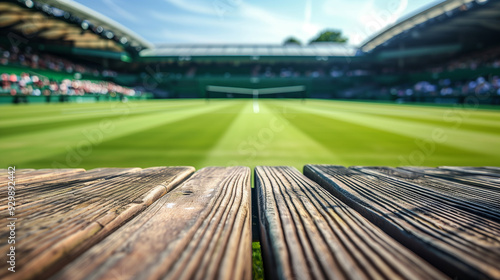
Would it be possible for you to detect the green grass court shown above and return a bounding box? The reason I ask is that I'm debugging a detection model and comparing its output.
[2,99,500,170]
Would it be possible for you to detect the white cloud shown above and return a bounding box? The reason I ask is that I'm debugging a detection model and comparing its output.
[162,0,216,16]
[323,0,374,20]
[102,0,140,23]
[303,0,316,37]
[236,2,321,42]
[79,0,427,45]
[150,11,227,28]
[304,0,312,25]
[157,29,219,43]
[322,0,409,45]
[150,1,322,44]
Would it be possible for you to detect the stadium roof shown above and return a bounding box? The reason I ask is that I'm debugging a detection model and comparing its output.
[361,0,500,53]
[0,0,153,54]
[139,43,358,63]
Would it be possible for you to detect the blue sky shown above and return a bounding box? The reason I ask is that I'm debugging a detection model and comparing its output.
[74,0,439,46]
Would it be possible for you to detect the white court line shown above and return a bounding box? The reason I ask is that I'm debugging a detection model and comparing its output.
[253,90,259,113]
[253,100,260,113]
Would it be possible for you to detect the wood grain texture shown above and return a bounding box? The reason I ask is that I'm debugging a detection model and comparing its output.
[0,168,137,212]
[0,168,87,212]
[255,166,447,280]
[304,165,500,280]
[404,166,500,187]
[0,167,194,280]
[0,168,85,188]
[439,166,500,178]
[353,166,500,221]
[53,166,252,280]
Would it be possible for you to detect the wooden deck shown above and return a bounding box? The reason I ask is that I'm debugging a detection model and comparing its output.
[2,165,500,279]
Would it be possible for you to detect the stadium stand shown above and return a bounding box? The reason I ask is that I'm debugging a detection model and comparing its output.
[1,0,500,104]
[132,0,500,102]
[0,0,153,103]
[0,44,117,77]
[0,71,139,104]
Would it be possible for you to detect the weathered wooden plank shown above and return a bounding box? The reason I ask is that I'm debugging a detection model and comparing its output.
[483,166,500,172]
[353,166,500,220]
[0,169,35,175]
[0,168,139,212]
[53,166,252,280]
[0,168,87,210]
[0,168,86,187]
[439,166,500,177]
[304,165,500,279]
[256,166,447,280]
[0,166,194,280]
[404,166,500,186]
[407,166,500,189]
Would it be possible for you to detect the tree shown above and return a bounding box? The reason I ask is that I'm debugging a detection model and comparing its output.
[283,37,302,46]
[309,29,348,44]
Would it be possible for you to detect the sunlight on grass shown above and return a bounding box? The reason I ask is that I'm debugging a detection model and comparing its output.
[252,242,264,280]
[2,99,500,169]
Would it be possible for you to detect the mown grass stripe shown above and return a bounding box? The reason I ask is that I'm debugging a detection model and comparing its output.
[2,99,500,169]
[289,102,500,159]
[0,101,206,128]
[21,102,246,169]
[197,102,341,170]
[0,102,232,167]
[1,103,213,138]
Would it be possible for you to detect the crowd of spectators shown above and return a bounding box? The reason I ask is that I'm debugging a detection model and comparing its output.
[0,45,137,97]
[1,72,136,96]
[0,45,118,77]
[170,63,367,79]
[429,46,500,73]
[367,45,500,103]
[386,76,500,100]
[250,65,367,78]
